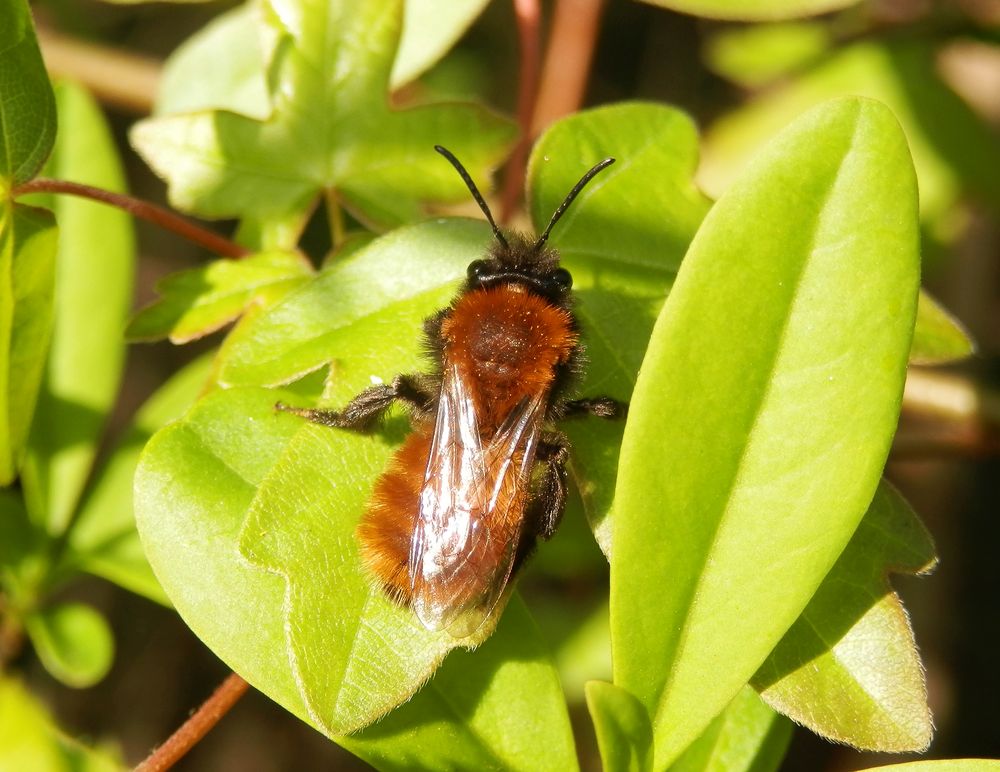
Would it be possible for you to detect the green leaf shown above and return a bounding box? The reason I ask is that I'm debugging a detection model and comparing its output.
[135,383,497,735]
[669,687,792,772]
[700,41,1000,231]
[24,602,114,688]
[132,0,515,244]
[65,354,214,605]
[526,102,711,553]
[0,676,122,771]
[126,250,313,343]
[704,22,832,88]
[341,597,578,771]
[586,681,653,772]
[0,203,58,485]
[156,0,491,116]
[611,98,920,767]
[155,3,271,120]
[910,289,974,365]
[19,81,134,535]
[635,0,862,21]
[752,481,936,751]
[0,0,56,188]
[391,0,491,88]
[217,219,487,387]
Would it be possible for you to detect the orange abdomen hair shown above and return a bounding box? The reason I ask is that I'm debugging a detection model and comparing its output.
[355,427,431,604]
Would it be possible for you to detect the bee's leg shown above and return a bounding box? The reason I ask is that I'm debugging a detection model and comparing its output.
[275,374,436,432]
[531,432,571,540]
[562,396,628,420]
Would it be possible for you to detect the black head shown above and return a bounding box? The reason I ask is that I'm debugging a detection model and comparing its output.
[434,145,614,304]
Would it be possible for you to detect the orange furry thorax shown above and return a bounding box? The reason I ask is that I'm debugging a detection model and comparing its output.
[440,284,577,433]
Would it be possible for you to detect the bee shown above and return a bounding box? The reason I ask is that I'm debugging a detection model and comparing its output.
[278,146,624,637]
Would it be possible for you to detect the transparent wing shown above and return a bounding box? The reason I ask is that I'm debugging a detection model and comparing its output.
[409,363,546,636]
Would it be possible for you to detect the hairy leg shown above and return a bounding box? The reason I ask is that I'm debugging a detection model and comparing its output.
[275,373,436,431]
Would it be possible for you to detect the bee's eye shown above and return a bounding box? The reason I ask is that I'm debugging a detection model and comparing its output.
[467,259,490,284]
[551,267,573,291]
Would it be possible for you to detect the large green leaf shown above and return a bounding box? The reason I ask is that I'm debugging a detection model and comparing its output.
[526,102,711,552]
[636,0,862,21]
[0,0,56,188]
[126,250,313,343]
[64,354,214,605]
[0,203,57,484]
[669,687,792,772]
[134,383,557,738]
[611,98,920,767]
[132,0,515,246]
[752,481,936,751]
[19,81,134,534]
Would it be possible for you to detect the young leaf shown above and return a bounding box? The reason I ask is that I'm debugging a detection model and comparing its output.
[340,598,578,771]
[131,0,515,245]
[155,3,271,120]
[635,0,862,21]
[126,250,313,343]
[752,481,936,752]
[155,0,490,118]
[526,102,711,553]
[0,677,121,772]
[611,98,920,767]
[669,687,792,772]
[391,0,491,88]
[217,219,488,388]
[19,81,135,535]
[64,354,215,605]
[910,289,974,364]
[0,0,56,188]
[0,203,58,485]
[23,603,114,688]
[586,681,654,772]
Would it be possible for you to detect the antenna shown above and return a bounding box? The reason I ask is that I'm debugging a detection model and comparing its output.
[535,157,615,249]
[434,145,508,249]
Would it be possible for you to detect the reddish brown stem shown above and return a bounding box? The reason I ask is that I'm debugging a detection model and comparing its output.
[13,178,249,258]
[531,0,606,135]
[500,0,542,223]
[135,672,249,772]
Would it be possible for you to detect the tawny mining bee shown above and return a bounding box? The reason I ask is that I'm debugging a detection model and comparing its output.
[279,146,624,637]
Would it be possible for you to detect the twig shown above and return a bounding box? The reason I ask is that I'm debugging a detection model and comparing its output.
[500,0,542,223]
[531,0,606,135]
[135,672,250,772]
[37,27,160,115]
[13,179,249,258]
